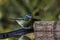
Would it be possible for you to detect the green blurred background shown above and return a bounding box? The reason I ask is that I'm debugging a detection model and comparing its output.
[0,0,60,40]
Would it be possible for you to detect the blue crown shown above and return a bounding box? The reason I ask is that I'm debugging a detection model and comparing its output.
[12,14,32,21]
[26,14,32,18]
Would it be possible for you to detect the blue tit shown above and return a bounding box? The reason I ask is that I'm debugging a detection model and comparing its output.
[11,14,32,29]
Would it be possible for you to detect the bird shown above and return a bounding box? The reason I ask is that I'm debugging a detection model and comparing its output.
[11,14,32,29]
